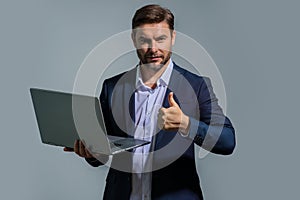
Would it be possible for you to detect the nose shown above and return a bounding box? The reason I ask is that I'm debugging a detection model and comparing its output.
[149,40,158,52]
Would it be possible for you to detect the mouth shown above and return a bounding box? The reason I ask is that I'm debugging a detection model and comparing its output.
[145,55,163,62]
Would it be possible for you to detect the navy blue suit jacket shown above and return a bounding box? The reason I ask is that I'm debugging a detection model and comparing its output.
[86,63,236,200]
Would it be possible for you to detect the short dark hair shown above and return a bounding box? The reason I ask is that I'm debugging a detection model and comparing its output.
[132,4,174,30]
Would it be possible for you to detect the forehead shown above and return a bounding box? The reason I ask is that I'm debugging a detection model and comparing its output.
[133,21,171,37]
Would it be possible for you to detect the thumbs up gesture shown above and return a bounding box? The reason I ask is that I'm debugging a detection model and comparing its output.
[158,92,190,135]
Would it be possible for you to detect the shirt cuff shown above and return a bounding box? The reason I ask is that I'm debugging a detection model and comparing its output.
[179,130,189,137]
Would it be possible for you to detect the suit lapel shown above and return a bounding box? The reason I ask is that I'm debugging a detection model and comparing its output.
[119,64,186,149]
[124,69,136,137]
[111,67,136,137]
[154,65,183,150]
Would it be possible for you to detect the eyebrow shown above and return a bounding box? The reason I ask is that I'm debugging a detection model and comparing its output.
[137,34,168,40]
[155,35,168,40]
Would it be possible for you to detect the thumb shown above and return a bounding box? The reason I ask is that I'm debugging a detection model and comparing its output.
[168,92,179,107]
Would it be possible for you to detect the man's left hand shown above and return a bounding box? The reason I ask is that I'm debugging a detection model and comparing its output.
[158,92,190,135]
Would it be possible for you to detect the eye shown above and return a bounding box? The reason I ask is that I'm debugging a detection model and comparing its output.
[138,37,149,44]
[139,38,145,43]
[156,36,167,43]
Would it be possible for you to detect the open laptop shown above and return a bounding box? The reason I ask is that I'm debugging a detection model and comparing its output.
[30,88,150,155]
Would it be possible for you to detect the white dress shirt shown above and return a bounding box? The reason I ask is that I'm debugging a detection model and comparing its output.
[130,61,173,200]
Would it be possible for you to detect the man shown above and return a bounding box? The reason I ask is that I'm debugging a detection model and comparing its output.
[64,4,235,200]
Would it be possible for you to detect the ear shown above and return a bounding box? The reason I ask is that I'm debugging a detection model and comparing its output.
[131,32,137,48]
[171,30,176,46]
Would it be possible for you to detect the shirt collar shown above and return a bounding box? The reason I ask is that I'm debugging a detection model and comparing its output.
[135,59,173,90]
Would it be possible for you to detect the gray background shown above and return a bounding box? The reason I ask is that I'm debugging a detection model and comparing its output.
[1,0,299,199]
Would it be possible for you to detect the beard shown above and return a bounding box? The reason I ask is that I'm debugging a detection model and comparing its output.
[136,50,172,72]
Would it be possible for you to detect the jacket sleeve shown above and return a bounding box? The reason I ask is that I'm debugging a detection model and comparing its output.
[85,80,110,167]
[85,155,109,167]
[187,77,236,155]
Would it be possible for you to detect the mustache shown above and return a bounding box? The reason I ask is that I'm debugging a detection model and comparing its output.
[145,53,163,58]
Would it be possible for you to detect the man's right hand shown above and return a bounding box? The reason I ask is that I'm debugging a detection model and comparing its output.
[63,140,94,158]
[64,140,110,166]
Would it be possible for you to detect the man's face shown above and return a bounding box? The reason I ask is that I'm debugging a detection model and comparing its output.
[132,21,176,71]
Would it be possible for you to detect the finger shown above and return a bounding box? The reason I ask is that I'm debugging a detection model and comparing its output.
[163,122,179,131]
[63,147,74,152]
[74,140,80,155]
[157,115,164,130]
[158,121,164,130]
[159,107,167,114]
[168,92,179,107]
[85,147,93,158]
[79,141,87,157]
[164,120,175,129]
[158,109,164,120]
[163,122,169,130]
[84,143,93,157]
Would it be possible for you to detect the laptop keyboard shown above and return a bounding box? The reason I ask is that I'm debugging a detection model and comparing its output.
[112,138,138,148]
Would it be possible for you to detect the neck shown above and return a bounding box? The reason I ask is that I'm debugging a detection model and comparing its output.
[140,59,170,87]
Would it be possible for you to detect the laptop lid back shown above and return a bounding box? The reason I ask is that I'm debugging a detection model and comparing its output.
[30,88,111,154]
